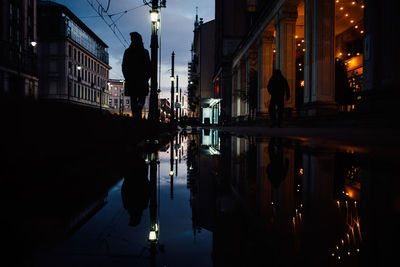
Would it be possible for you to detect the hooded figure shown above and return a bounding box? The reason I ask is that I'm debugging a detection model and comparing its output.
[122,32,151,118]
[267,69,290,126]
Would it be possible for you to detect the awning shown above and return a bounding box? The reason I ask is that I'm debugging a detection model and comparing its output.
[200,98,222,108]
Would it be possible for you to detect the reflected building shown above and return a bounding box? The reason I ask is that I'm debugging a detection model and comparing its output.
[187,129,221,234]
[37,1,111,108]
[210,133,400,265]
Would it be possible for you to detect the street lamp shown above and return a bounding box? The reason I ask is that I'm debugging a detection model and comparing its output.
[148,230,157,242]
[149,2,159,121]
[150,9,159,23]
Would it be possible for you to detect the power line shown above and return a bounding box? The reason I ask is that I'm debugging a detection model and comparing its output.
[85,0,144,48]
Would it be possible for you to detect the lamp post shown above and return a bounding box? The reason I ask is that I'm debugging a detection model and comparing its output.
[179,87,182,120]
[170,51,175,124]
[176,75,179,122]
[169,138,174,199]
[149,1,160,121]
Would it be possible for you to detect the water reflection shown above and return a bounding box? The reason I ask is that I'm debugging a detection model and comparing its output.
[121,153,150,227]
[267,137,289,189]
[27,128,399,266]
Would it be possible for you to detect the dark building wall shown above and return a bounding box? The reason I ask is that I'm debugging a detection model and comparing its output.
[215,0,249,120]
[361,0,400,116]
[200,20,216,99]
[0,0,38,97]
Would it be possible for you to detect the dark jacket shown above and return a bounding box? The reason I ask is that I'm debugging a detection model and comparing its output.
[122,44,151,97]
[267,70,290,106]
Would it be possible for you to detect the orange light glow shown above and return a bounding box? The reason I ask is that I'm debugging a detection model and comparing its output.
[300,81,304,87]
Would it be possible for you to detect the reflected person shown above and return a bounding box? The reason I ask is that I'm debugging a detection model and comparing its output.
[267,137,289,189]
[121,154,150,226]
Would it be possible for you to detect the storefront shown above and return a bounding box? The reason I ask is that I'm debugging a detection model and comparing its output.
[201,98,222,125]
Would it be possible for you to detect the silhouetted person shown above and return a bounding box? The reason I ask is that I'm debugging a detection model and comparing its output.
[267,137,289,189]
[122,32,151,119]
[121,154,150,226]
[267,69,290,127]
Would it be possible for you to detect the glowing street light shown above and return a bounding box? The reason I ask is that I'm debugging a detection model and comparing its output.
[150,10,159,23]
[148,230,157,242]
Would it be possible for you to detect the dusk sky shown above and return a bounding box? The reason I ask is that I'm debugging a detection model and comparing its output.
[51,0,215,99]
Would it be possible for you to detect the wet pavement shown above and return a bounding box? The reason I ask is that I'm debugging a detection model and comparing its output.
[3,127,400,266]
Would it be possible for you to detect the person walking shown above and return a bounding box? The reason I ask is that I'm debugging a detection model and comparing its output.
[267,69,290,127]
[122,32,151,119]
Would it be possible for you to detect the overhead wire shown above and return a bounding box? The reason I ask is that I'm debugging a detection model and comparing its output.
[85,0,146,48]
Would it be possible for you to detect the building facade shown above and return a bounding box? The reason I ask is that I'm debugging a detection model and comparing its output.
[229,0,399,122]
[0,0,39,98]
[37,1,111,109]
[188,12,219,125]
[214,0,250,122]
[232,0,367,119]
[107,79,132,116]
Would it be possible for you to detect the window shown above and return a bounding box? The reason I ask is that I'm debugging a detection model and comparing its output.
[49,81,57,95]
[74,83,77,97]
[49,42,57,55]
[68,62,72,75]
[10,3,13,19]
[78,51,80,63]
[74,48,76,60]
[69,45,72,57]
[49,61,57,72]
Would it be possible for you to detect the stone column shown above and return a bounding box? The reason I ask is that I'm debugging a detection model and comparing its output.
[237,58,246,116]
[257,30,275,117]
[303,0,336,115]
[247,44,258,119]
[232,66,238,117]
[275,5,298,111]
